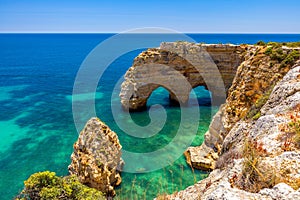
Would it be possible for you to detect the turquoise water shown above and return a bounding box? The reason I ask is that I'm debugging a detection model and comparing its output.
[0,34,299,200]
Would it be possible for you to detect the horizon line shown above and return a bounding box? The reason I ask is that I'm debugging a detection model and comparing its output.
[0,32,300,34]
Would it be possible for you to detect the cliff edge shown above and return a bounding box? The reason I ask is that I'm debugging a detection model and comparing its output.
[121,41,300,199]
[160,42,300,199]
[165,65,300,200]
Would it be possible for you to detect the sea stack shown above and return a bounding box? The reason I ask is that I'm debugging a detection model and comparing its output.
[68,117,124,197]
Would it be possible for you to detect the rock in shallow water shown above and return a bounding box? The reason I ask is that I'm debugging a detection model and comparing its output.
[68,117,124,197]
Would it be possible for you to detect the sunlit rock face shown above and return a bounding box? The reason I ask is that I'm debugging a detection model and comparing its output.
[68,117,124,197]
[164,65,300,200]
[120,42,300,199]
[185,44,300,172]
[120,42,246,111]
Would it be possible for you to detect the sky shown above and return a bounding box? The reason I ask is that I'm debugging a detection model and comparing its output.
[0,0,299,33]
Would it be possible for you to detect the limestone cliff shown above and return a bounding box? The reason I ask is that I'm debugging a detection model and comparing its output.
[155,42,300,199]
[120,41,300,199]
[120,42,246,110]
[68,117,124,197]
[186,44,300,171]
[164,65,300,200]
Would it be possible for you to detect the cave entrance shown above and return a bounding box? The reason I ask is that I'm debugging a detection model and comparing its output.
[189,86,212,107]
[146,86,172,108]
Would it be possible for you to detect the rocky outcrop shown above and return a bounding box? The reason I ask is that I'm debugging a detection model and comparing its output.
[68,117,124,197]
[120,42,299,175]
[120,42,246,110]
[185,45,300,171]
[163,62,300,199]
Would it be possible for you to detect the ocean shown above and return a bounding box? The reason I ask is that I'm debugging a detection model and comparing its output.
[0,33,299,199]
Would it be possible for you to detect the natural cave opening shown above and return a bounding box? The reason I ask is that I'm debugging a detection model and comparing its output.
[146,86,174,108]
[189,86,212,107]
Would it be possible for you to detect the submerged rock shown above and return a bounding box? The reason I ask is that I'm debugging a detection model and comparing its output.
[68,117,124,197]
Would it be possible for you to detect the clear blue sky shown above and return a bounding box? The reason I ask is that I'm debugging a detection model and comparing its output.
[0,0,299,33]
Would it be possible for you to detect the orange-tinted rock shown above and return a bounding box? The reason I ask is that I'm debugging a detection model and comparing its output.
[68,117,124,197]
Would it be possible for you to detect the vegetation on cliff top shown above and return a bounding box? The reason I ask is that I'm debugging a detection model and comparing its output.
[256,41,300,48]
[243,42,300,121]
[15,171,105,200]
[265,47,299,68]
[255,41,300,68]
[256,41,300,68]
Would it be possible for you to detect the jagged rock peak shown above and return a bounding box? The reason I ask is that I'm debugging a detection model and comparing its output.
[68,117,124,197]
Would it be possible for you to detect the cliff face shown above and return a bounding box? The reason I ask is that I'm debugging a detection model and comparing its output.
[120,42,246,110]
[186,45,300,171]
[185,46,299,170]
[157,42,300,199]
[68,118,124,197]
[165,65,300,200]
[118,41,300,199]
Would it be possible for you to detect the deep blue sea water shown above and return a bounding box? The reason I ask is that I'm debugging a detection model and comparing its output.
[0,33,299,200]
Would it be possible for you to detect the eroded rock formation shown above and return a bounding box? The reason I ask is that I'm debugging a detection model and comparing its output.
[120,42,246,110]
[68,117,124,197]
[185,45,300,171]
[164,65,300,200]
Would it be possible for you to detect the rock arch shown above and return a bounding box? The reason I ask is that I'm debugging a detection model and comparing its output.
[120,42,245,111]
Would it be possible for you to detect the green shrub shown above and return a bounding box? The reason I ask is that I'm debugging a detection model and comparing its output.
[252,112,261,120]
[263,42,300,69]
[264,47,273,55]
[15,171,105,200]
[246,85,274,120]
[264,45,286,62]
[256,40,266,46]
[270,47,286,62]
[284,41,300,48]
[281,50,300,66]
[266,41,300,48]
[267,42,281,48]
